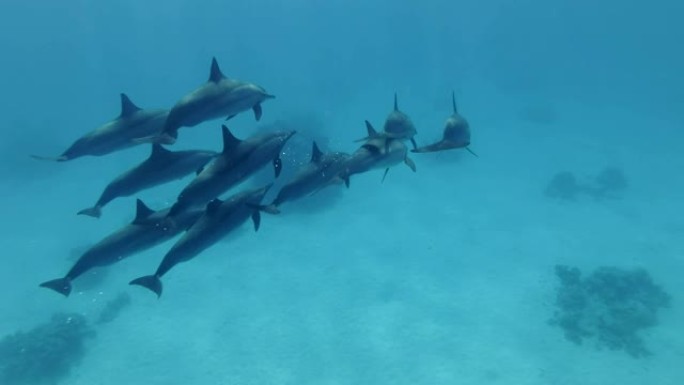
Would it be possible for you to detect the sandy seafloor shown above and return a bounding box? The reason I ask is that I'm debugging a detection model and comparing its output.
[1,82,682,385]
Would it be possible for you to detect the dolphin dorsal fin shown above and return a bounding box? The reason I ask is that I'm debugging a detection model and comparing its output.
[451,91,458,113]
[393,92,399,111]
[133,199,155,223]
[208,57,225,83]
[310,141,323,163]
[364,120,378,138]
[150,143,172,160]
[206,198,222,215]
[120,93,141,117]
[221,125,241,153]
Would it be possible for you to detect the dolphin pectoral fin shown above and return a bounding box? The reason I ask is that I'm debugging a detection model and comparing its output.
[411,142,442,153]
[30,154,68,162]
[381,168,390,183]
[342,175,350,188]
[129,275,163,298]
[262,204,281,215]
[77,205,102,219]
[253,103,263,121]
[132,133,176,146]
[225,114,237,121]
[273,156,283,178]
[39,278,72,297]
[410,137,418,150]
[246,203,280,215]
[405,156,417,172]
[466,147,479,157]
[251,211,261,231]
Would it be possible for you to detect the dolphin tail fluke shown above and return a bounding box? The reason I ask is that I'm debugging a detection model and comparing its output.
[39,278,72,297]
[30,154,68,162]
[129,275,163,298]
[77,205,102,219]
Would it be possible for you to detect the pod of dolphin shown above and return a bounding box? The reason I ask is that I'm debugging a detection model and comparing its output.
[34,57,475,299]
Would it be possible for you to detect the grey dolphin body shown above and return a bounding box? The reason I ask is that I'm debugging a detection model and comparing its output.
[145,57,275,145]
[77,144,218,218]
[167,125,296,217]
[355,93,418,150]
[130,184,276,298]
[342,121,417,186]
[271,142,350,207]
[39,200,203,297]
[31,94,168,161]
[412,92,476,156]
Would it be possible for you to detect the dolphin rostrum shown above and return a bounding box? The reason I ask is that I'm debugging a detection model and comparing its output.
[140,57,275,145]
[167,125,296,217]
[31,94,168,161]
[342,120,416,186]
[39,200,203,297]
[412,91,476,156]
[130,184,278,298]
[78,144,218,218]
[270,141,350,208]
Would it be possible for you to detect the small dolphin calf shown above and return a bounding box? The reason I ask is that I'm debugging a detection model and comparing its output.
[270,142,350,207]
[32,94,168,161]
[412,92,476,156]
[168,125,296,217]
[356,93,418,150]
[78,144,217,218]
[130,184,277,298]
[342,121,416,186]
[39,200,203,297]
[143,57,275,145]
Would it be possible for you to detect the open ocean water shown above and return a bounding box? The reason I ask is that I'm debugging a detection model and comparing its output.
[1,1,682,384]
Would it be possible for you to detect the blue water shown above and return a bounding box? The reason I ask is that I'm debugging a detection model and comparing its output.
[1,1,682,384]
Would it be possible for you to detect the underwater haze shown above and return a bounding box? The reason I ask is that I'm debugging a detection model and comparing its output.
[1,0,683,384]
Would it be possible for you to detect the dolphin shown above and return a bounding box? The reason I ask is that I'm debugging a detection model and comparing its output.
[412,92,476,156]
[130,184,277,298]
[342,120,416,186]
[270,141,350,208]
[31,94,168,161]
[355,93,418,150]
[167,125,296,217]
[139,57,275,145]
[77,144,218,218]
[39,200,203,297]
